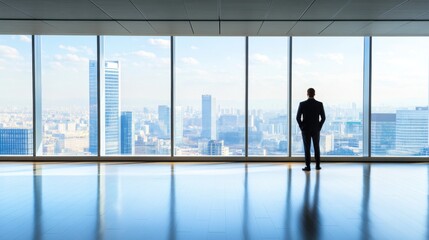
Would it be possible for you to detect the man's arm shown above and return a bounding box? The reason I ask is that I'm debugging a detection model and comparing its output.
[296,103,303,129]
[319,103,326,130]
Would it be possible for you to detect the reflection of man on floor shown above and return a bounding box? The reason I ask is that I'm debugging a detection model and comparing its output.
[296,88,325,171]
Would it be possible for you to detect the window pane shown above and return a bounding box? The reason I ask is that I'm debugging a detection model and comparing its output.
[103,36,171,156]
[41,36,96,155]
[372,37,429,156]
[175,37,245,156]
[0,35,33,155]
[248,37,288,156]
[292,37,364,156]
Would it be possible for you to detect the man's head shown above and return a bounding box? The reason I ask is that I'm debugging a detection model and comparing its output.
[307,88,315,98]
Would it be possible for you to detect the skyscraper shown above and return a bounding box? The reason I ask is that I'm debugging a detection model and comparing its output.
[175,106,183,145]
[0,129,33,155]
[89,60,97,155]
[89,60,121,155]
[396,108,427,155]
[121,111,133,155]
[371,113,396,155]
[201,94,216,140]
[158,105,170,138]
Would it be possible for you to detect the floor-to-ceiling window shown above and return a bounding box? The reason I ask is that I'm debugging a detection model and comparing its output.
[175,37,245,156]
[40,36,96,155]
[292,37,364,156]
[372,37,429,156]
[248,37,289,156]
[103,36,171,156]
[0,35,33,155]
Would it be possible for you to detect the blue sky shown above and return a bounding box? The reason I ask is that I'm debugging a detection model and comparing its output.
[0,35,428,111]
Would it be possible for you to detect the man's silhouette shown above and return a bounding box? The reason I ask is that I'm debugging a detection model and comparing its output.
[296,88,325,171]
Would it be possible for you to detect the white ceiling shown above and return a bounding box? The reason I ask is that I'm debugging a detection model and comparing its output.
[0,0,429,35]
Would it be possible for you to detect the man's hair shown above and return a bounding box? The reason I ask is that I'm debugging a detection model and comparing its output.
[307,88,315,98]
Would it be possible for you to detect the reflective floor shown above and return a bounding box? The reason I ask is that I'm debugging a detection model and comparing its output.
[0,162,428,240]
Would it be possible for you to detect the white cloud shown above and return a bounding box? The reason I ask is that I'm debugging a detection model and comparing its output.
[181,57,199,65]
[251,53,270,63]
[191,46,199,50]
[293,58,310,65]
[54,53,88,62]
[19,35,31,43]
[0,45,20,59]
[134,50,156,59]
[316,53,344,64]
[59,44,79,53]
[148,38,170,48]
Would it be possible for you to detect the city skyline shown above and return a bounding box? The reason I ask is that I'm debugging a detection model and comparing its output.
[2,36,429,156]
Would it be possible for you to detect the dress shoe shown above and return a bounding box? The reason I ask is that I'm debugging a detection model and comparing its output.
[316,166,322,170]
[302,167,311,171]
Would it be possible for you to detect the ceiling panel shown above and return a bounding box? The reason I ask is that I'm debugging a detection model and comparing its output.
[257,21,296,35]
[0,2,32,18]
[0,20,56,34]
[220,21,263,35]
[387,21,429,35]
[319,21,372,36]
[1,0,110,19]
[132,0,188,20]
[287,21,332,35]
[44,21,130,35]
[267,0,314,20]
[118,21,157,35]
[221,0,271,20]
[91,0,146,19]
[190,21,219,35]
[302,0,350,19]
[335,0,407,19]
[354,21,409,35]
[148,21,193,35]
[184,0,218,19]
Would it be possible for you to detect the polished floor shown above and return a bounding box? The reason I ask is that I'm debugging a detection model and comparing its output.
[0,162,428,240]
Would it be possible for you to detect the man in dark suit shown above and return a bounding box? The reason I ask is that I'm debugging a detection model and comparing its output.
[296,88,325,171]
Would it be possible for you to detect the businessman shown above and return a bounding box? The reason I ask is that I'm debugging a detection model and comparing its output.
[296,88,325,171]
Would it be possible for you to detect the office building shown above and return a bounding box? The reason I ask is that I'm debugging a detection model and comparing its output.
[120,111,133,155]
[395,108,428,155]
[158,105,170,138]
[0,128,33,155]
[201,95,216,140]
[372,113,396,155]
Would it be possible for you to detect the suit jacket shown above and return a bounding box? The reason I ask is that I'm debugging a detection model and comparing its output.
[296,98,326,132]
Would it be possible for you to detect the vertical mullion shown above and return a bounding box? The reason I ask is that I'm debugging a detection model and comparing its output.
[97,36,103,157]
[288,37,293,158]
[245,37,249,158]
[171,36,175,158]
[32,35,42,157]
[363,36,372,157]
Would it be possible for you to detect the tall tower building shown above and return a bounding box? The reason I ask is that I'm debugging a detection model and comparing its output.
[371,113,396,155]
[158,105,170,138]
[89,61,98,155]
[89,60,121,155]
[175,106,183,145]
[0,129,33,155]
[121,111,133,155]
[201,94,216,140]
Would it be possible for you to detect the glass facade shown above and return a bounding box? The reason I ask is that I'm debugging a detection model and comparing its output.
[248,37,289,156]
[292,37,364,156]
[103,36,171,156]
[0,35,32,155]
[1,35,428,159]
[175,37,245,156]
[372,37,429,156]
[40,36,96,155]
